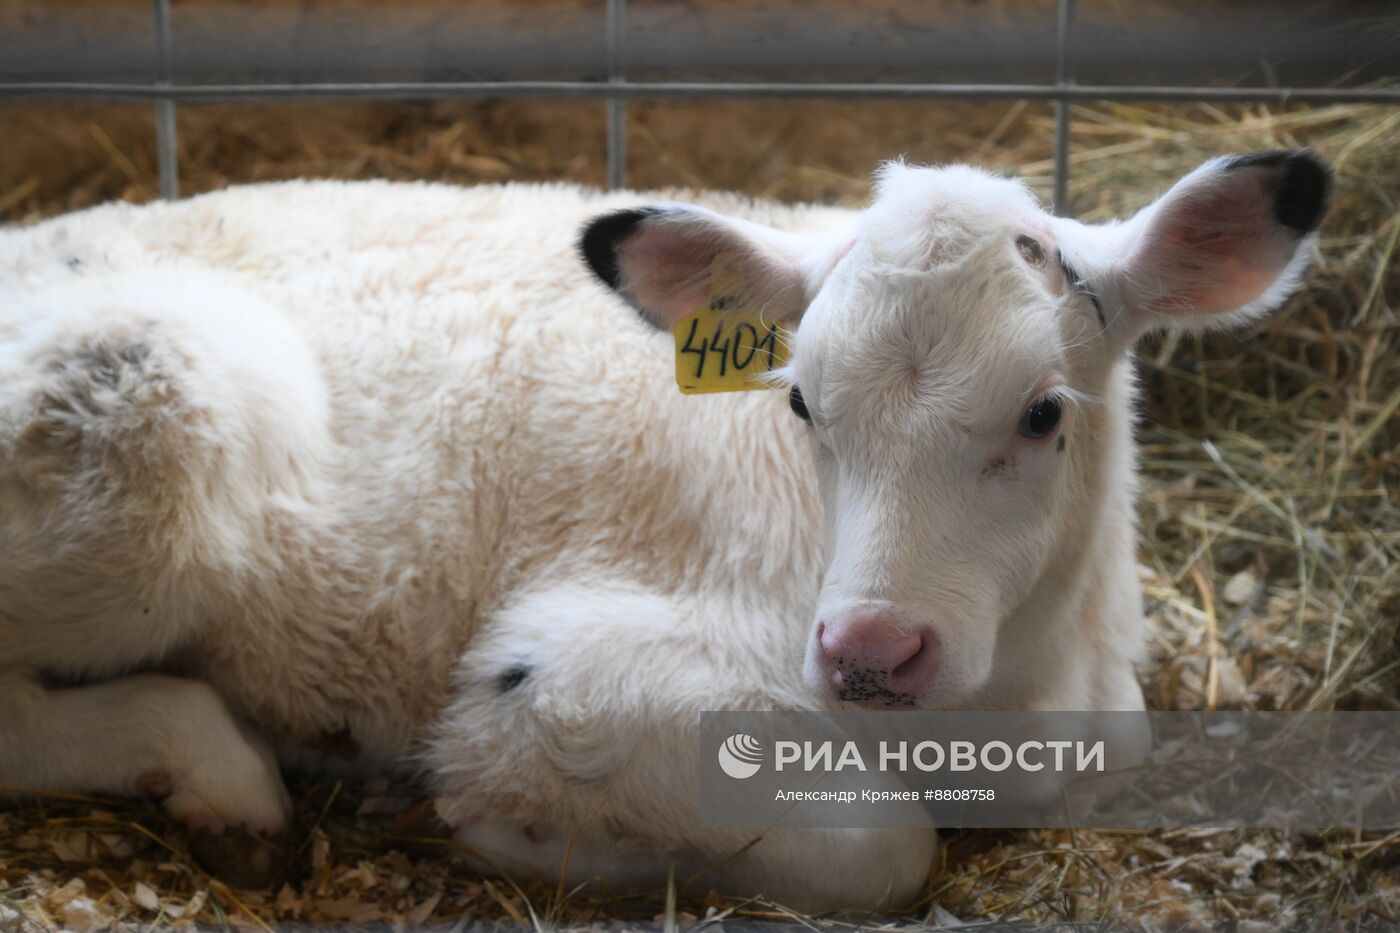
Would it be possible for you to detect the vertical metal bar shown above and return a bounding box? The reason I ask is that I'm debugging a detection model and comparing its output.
[153,0,179,200]
[155,100,178,200]
[605,0,627,190]
[1052,0,1075,216]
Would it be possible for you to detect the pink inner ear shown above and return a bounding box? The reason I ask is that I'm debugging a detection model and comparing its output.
[616,218,809,330]
[617,225,719,327]
[1141,172,1297,317]
[1180,255,1283,315]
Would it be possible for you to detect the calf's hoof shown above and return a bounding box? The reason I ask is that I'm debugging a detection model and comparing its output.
[189,826,297,890]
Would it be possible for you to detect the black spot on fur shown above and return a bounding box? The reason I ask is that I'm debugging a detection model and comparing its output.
[1222,150,1332,236]
[309,724,361,761]
[1057,435,1066,453]
[498,665,531,693]
[578,207,667,290]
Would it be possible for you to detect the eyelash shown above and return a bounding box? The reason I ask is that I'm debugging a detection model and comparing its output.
[1057,252,1106,324]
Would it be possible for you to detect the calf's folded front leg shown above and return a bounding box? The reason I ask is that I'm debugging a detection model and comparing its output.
[0,669,294,885]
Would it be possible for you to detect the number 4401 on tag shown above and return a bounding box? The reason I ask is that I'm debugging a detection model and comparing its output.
[672,305,791,395]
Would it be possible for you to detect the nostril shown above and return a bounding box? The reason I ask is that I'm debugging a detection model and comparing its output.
[890,632,929,678]
[889,629,941,689]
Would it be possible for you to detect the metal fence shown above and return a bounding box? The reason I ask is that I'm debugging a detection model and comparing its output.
[3,0,1398,215]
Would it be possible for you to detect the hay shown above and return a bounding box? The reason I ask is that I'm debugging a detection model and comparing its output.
[0,95,1396,929]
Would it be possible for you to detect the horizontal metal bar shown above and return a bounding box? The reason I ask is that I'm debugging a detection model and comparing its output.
[2,80,1398,105]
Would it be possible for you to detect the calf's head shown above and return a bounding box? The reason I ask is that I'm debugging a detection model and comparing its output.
[580,151,1330,709]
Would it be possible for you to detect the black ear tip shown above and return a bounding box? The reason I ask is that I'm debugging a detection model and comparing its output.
[1274,149,1332,235]
[1223,149,1332,235]
[579,207,658,289]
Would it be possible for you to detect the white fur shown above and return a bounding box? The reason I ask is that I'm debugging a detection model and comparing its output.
[0,157,1319,910]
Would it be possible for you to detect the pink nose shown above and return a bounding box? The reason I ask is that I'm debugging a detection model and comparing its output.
[818,610,940,707]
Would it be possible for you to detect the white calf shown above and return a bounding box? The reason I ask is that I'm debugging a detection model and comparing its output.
[0,151,1328,908]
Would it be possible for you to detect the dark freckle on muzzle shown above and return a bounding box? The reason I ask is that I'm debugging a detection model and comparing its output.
[836,665,919,708]
[498,665,531,693]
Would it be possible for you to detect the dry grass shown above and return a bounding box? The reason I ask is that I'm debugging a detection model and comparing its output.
[0,93,1397,930]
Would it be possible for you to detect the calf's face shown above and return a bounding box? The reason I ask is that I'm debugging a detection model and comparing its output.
[581,151,1329,709]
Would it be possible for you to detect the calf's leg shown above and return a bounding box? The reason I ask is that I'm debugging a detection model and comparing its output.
[0,668,293,884]
[432,582,937,911]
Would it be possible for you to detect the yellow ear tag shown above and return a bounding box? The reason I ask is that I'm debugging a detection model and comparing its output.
[672,254,791,395]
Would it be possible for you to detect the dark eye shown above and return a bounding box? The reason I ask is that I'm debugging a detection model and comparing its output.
[1018,395,1062,439]
[1016,234,1046,268]
[789,385,812,423]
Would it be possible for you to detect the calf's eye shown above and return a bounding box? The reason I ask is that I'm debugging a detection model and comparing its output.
[1018,395,1062,439]
[789,385,812,423]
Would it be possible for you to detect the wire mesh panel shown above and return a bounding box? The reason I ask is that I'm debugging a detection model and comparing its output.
[0,0,1397,203]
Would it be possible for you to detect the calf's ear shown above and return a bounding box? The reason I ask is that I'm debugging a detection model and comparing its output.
[1109,149,1331,333]
[579,203,849,330]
